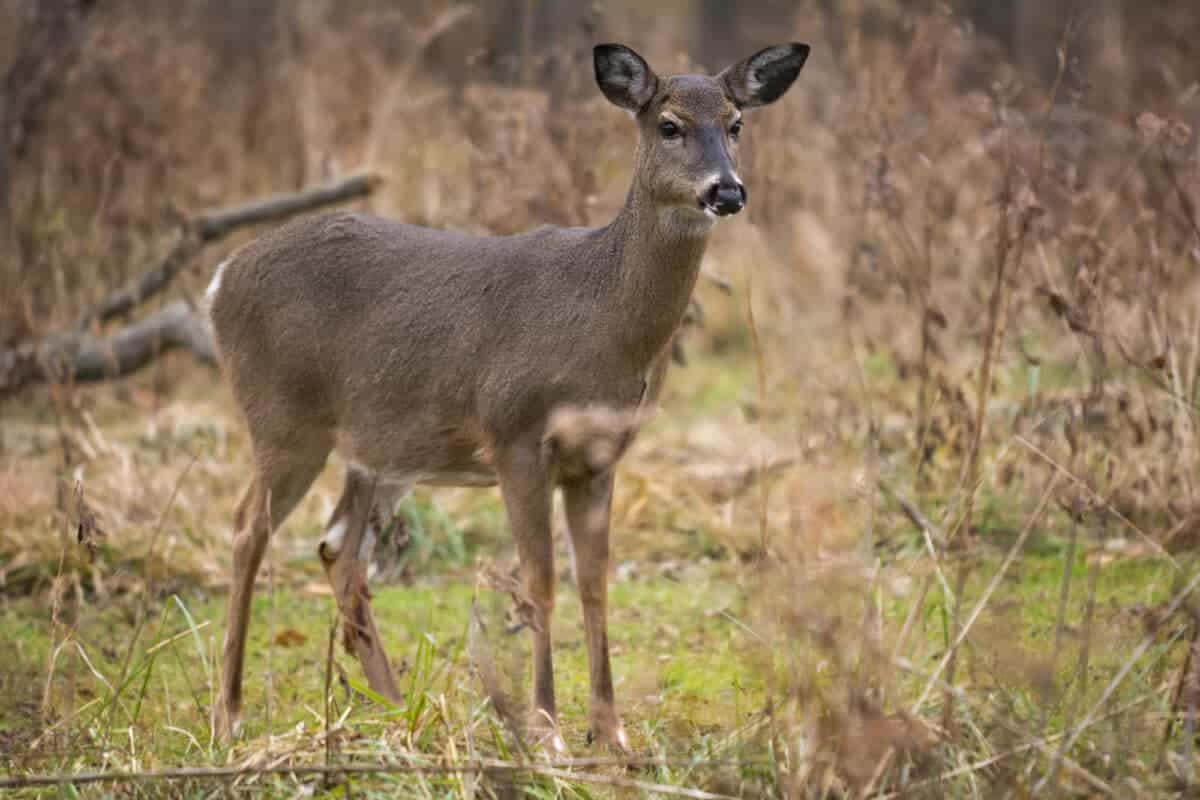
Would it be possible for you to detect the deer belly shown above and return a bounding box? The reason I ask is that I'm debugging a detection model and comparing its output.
[337,427,499,488]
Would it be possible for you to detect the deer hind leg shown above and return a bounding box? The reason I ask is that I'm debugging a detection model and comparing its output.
[219,451,326,742]
[562,472,629,752]
[318,468,403,705]
[496,441,565,752]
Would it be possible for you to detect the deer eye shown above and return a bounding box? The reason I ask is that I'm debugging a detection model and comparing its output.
[730,119,743,139]
[659,120,681,140]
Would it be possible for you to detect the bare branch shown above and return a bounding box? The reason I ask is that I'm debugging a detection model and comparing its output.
[83,171,384,330]
[193,171,385,242]
[2,171,384,396]
[81,237,202,332]
[14,301,215,389]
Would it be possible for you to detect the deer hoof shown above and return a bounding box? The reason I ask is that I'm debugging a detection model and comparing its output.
[216,707,243,746]
[528,709,569,756]
[587,722,631,754]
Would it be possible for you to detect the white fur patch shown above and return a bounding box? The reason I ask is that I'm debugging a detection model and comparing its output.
[321,518,348,558]
[358,522,377,562]
[701,172,743,189]
[205,258,229,305]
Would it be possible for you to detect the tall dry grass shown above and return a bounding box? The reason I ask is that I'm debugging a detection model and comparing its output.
[3,0,1200,794]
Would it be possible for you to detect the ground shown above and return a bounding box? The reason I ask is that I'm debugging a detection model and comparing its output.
[0,313,1193,797]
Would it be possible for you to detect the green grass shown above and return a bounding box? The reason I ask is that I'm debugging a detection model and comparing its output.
[1,339,1195,797]
[2,537,1186,796]
[0,566,767,796]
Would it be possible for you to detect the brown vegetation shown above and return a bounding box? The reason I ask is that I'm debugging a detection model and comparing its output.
[3,0,1200,796]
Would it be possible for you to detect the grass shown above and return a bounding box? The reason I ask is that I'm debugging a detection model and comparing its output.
[0,575,755,750]
[4,1,1200,794]
[0,527,1181,796]
[2,335,1195,797]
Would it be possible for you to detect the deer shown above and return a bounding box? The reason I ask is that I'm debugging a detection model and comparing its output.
[207,41,810,752]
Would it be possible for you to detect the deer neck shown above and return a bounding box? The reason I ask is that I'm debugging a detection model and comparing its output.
[596,178,712,370]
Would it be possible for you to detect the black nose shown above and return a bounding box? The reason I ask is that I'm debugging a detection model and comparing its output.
[702,180,746,216]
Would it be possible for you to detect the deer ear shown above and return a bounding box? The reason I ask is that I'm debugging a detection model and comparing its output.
[594,44,658,113]
[719,43,810,108]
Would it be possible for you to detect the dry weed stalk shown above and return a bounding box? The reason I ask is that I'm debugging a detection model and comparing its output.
[5,2,1200,795]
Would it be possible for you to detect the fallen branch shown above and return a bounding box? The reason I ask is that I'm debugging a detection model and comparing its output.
[82,171,383,330]
[61,301,215,381]
[1,171,383,396]
[2,299,215,393]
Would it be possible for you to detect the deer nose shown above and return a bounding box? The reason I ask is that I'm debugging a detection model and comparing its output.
[701,178,746,217]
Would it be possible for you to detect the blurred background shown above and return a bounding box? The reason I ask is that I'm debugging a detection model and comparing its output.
[3,1,1200,795]
[2,0,1196,341]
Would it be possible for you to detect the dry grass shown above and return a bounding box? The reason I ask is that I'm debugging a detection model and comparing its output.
[3,0,1200,796]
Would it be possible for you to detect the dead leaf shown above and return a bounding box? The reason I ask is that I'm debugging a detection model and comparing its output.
[274,629,307,647]
[74,481,105,562]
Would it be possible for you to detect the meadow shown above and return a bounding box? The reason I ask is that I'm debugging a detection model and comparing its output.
[2,1,1199,796]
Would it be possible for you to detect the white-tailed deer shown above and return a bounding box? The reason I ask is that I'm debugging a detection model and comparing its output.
[208,41,809,751]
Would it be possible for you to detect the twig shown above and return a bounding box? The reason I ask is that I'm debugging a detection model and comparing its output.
[1034,563,1200,793]
[534,764,734,799]
[878,479,945,546]
[845,324,879,556]
[1023,475,1080,781]
[1015,434,1180,570]
[0,757,762,790]
[144,621,212,656]
[39,525,71,724]
[878,695,1150,799]
[884,574,933,698]
[743,271,770,558]
[324,613,338,787]
[265,490,275,738]
[1185,607,1200,789]
[913,474,1058,712]
[1159,616,1199,773]
[467,587,529,754]
[940,563,970,743]
[877,479,955,602]
[899,657,1113,795]
[1044,551,1101,792]
[956,16,1065,536]
[101,454,197,760]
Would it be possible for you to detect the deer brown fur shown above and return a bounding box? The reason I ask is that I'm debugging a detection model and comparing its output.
[209,41,809,751]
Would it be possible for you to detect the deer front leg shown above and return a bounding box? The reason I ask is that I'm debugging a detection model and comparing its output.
[496,441,565,753]
[562,472,629,752]
[319,469,402,704]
